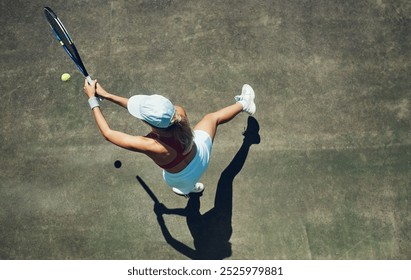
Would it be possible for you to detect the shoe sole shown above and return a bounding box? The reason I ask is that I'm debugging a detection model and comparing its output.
[172,183,204,197]
[242,84,256,115]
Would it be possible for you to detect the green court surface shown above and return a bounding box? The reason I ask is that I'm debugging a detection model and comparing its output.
[0,0,410,259]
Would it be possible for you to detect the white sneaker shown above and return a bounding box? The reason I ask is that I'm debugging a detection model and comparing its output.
[172,182,204,197]
[235,84,256,115]
[191,182,204,193]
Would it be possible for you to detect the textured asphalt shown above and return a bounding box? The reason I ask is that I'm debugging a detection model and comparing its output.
[0,0,410,259]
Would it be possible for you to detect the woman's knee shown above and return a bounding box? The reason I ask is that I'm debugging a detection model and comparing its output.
[193,113,219,140]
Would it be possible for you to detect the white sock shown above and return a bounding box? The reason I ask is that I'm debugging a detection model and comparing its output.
[237,100,248,110]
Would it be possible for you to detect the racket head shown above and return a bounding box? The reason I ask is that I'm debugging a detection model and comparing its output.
[43,7,89,77]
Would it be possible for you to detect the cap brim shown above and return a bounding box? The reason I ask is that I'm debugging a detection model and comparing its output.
[127,95,149,119]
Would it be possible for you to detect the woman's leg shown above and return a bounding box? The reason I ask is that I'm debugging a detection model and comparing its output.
[194,84,255,141]
[194,103,243,141]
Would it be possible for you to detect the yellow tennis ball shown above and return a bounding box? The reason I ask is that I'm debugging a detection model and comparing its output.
[61,73,71,82]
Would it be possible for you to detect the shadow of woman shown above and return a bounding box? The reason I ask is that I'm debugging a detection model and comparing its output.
[137,116,260,259]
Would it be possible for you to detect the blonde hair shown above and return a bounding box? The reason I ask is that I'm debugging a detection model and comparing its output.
[168,113,194,154]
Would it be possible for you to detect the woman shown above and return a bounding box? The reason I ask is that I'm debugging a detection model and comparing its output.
[84,79,256,195]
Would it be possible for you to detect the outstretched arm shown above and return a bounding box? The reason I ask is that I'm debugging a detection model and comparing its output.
[84,79,150,153]
[95,82,129,109]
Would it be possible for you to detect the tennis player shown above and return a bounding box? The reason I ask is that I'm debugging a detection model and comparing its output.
[84,80,256,195]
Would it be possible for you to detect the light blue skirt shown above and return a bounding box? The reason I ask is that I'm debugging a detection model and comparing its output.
[163,130,212,194]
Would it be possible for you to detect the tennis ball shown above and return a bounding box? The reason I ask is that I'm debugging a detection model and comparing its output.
[61,73,71,82]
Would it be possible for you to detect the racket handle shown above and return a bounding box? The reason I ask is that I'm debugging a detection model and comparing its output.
[86,75,104,101]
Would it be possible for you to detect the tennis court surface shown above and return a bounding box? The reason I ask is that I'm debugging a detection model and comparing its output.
[0,0,409,259]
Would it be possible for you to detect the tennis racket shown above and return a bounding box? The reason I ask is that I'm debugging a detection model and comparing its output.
[44,7,103,99]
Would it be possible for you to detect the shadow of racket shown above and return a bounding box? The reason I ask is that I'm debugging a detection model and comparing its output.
[136,176,160,204]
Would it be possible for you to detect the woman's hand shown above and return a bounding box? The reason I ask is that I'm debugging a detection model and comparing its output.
[84,79,128,109]
[96,82,110,99]
[84,79,97,98]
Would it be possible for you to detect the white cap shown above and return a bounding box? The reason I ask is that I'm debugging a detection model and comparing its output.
[127,94,176,128]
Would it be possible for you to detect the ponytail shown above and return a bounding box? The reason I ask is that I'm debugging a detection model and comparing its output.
[169,113,194,154]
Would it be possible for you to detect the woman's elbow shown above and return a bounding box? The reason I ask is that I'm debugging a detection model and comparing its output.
[101,129,113,142]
